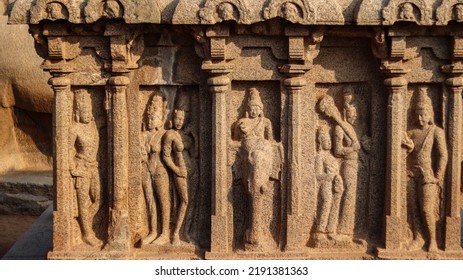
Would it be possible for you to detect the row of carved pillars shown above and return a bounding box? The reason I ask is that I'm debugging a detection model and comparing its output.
[382,32,462,252]
[47,24,462,254]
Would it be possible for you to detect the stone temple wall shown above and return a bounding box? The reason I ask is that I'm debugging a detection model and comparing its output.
[7,0,463,259]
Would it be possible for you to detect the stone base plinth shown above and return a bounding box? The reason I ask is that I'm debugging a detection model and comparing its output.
[377,248,463,260]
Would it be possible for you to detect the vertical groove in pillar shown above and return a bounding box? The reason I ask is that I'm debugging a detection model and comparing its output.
[51,77,72,251]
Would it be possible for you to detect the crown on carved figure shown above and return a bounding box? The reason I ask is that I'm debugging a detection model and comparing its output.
[247,88,263,108]
[74,89,89,109]
[415,87,433,112]
[148,95,165,115]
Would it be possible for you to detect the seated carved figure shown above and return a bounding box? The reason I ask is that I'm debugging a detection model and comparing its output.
[402,88,447,252]
[235,88,282,250]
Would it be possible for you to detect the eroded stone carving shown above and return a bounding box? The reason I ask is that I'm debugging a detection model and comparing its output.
[199,0,251,24]
[436,0,463,25]
[46,2,68,21]
[402,88,448,252]
[162,93,198,246]
[318,87,360,245]
[264,0,314,24]
[84,0,124,23]
[140,95,169,246]
[314,123,344,246]
[69,89,103,247]
[233,88,282,251]
[382,0,432,25]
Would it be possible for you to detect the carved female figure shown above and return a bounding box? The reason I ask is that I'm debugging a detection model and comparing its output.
[402,88,447,252]
[333,87,360,242]
[315,124,344,244]
[69,89,102,247]
[141,95,170,246]
[162,96,198,245]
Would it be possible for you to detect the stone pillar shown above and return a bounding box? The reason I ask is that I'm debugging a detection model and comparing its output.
[281,72,309,251]
[107,75,131,251]
[444,76,463,251]
[281,26,315,251]
[202,64,233,254]
[50,76,72,251]
[382,72,408,250]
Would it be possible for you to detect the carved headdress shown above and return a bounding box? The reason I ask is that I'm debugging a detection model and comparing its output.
[147,95,166,120]
[174,92,190,113]
[247,88,263,109]
[414,87,434,124]
[74,89,91,122]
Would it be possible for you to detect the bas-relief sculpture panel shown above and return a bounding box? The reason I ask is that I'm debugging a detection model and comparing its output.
[69,87,108,248]
[6,0,463,259]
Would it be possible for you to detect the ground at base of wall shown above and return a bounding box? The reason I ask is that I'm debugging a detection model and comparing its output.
[0,214,37,257]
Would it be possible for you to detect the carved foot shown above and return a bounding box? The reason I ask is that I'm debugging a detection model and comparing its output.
[83,234,103,247]
[428,241,438,253]
[314,233,331,248]
[141,232,158,246]
[406,239,425,251]
[172,236,190,247]
[153,234,170,245]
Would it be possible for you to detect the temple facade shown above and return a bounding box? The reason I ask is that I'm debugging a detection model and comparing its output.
[8,0,463,259]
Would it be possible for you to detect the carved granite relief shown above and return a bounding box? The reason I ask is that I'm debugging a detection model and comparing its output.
[6,0,463,260]
[403,87,448,252]
[69,88,107,248]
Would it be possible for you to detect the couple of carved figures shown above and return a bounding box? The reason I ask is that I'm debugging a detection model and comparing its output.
[316,87,359,245]
[140,94,198,247]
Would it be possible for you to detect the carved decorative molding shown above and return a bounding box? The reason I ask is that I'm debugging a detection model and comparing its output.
[436,0,463,25]
[199,0,251,24]
[382,0,433,25]
[264,0,344,24]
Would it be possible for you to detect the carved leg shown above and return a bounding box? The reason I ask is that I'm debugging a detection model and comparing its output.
[89,167,102,218]
[317,183,331,233]
[421,183,440,252]
[172,176,188,245]
[337,159,358,239]
[76,176,102,247]
[183,171,198,243]
[406,177,425,250]
[152,170,171,245]
[327,175,344,234]
[141,166,157,246]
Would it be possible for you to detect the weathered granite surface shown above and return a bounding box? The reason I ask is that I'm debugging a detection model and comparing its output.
[6,0,463,259]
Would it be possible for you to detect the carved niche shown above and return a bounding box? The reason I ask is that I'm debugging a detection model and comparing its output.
[199,0,251,24]
[382,0,433,25]
[69,87,108,248]
[230,85,283,252]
